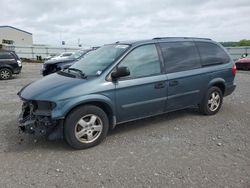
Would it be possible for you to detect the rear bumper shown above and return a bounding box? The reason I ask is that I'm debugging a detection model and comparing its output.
[13,66,22,74]
[224,84,236,97]
[236,63,250,70]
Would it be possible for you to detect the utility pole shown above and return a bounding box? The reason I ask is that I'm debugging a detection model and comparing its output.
[78,38,82,47]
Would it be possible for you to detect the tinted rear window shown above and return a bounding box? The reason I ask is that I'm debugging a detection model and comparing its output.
[159,41,201,73]
[195,42,230,66]
[0,52,14,59]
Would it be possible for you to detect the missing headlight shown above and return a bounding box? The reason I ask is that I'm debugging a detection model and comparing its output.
[36,101,56,111]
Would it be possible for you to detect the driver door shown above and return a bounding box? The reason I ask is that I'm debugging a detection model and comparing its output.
[114,44,167,123]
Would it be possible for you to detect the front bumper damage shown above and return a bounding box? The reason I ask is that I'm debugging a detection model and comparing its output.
[18,100,63,140]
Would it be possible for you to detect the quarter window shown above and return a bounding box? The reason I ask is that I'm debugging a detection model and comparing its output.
[159,42,201,73]
[195,42,230,66]
[118,44,161,78]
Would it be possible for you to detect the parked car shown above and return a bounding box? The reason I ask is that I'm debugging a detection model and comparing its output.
[41,50,91,76]
[0,50,22,80]
[235,57,250,70]
[18,37,236,149]
[43,54,59,61]
[50,52,74,60]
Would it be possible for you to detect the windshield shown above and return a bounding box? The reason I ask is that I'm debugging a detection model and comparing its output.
[70,44,129,76]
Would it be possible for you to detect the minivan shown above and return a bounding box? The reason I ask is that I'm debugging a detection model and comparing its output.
[0,50,22,80]
[18,37,236,149]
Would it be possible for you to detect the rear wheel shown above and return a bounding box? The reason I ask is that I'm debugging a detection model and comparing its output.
[199,86,223,115]
[64,105,109,149]
[0,68,12,80]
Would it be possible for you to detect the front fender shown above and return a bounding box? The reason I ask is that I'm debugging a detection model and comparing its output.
[51,94,115,119]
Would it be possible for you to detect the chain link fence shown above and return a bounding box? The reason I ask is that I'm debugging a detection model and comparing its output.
[225,46,250,60]
[1,43,250,61]
[1,44,82,60]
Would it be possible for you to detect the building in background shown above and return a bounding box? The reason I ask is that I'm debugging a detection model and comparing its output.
[0,25,33,45]
[0,26,96,60]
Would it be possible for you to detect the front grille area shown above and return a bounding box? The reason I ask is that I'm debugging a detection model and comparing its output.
[18,101,55,136]
[46,64,58,74]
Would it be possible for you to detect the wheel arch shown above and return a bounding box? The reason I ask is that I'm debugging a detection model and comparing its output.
[0,65,14,73]
[62,99,116,130]
[208,78,226,94]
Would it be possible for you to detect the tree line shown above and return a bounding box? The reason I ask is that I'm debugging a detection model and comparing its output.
[221,39,250,47]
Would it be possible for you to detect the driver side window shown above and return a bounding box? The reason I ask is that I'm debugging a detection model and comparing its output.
[118,44,161,79]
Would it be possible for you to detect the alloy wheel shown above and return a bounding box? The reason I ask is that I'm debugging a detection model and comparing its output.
[74,114,103,144]
[208,91,221,112]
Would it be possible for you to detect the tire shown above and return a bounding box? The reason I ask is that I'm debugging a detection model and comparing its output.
[199,86,223,115]
[0,68,12,80]
[64,105,109,149]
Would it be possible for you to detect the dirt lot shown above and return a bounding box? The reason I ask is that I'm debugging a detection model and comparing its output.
[0,63,249,188]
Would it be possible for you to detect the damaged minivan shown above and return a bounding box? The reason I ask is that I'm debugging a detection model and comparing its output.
[18,37,236,149]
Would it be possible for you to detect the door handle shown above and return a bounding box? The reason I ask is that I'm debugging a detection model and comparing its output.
[154,82,165,89]
[169,80,179,87]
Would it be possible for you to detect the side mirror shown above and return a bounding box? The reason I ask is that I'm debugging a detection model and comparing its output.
[111,66,130,79]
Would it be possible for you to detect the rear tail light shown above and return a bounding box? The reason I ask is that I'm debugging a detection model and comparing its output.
[17,60,22,67]
[232,64,237,77]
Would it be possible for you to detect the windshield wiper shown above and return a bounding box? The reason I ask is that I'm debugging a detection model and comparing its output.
[67,68,87,78]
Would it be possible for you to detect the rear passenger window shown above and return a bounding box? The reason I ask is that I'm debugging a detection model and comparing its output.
[118,44,161,78]
[159,42,201,73]
[195,42,230,66]
[0,52,14,59]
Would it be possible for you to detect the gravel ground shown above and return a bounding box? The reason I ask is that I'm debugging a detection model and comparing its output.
[0,63,250,188]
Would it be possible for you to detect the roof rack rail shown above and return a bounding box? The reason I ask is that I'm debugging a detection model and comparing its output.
[152,37,211,40]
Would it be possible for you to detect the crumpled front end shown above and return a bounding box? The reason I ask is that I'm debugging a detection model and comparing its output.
[41,63,58,76]
[18,99,62,139]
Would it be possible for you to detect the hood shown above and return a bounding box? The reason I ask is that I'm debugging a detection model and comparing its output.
[236,58,250,63]
[19,72,89,101]
[44,58,75,65]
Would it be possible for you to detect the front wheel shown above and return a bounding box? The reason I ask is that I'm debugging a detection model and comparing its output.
[64,105,109,149]
[199,86,223,115]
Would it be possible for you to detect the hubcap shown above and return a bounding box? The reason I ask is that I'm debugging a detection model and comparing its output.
[74,114,103,143]
[0,70,10,79]
[208,91,221,112]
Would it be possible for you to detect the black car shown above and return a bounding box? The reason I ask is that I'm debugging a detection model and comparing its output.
[41,50,92,76]
[0,50,22,80]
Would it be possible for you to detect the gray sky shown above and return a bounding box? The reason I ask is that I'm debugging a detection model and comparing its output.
[1,0,250,47]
